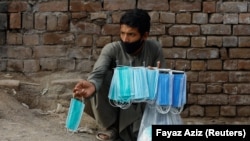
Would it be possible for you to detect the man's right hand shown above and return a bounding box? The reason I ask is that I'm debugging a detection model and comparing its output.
[73,80,95,98]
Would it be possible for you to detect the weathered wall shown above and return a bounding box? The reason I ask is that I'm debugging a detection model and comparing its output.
[1,0,250,118]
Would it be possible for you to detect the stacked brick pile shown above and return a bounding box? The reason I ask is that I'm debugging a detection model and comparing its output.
[0,0,250,118]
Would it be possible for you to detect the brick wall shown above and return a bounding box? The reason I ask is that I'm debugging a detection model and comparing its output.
[1,0,250,118]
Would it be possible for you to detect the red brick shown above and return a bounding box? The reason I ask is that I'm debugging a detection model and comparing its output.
[223,14,238,24]
[175,60,190,71]
[198,94,228,105]
[217,2,247,13]
[191,37,206,47]
[238,106,250,116]
[150,25,165,35]
[104,0,135,10]
[23,34,39,46]
[101,24,120,35]
[76,34,93,47]
[72,22,101,34]
[201,24,231,35]
[205,106,219,117]
[138,0,169,11]
[43,33,74,45]
[176,13,191,24]
[238,60,250,70]
[23,60,40,72]
[191,60,205,71]
[229,95,250,105]
[71,12,88,19]
[238,84,250,94]
[207,84,222,94]
[175,36,190,47]
[220,106,236,116]
[223,60,237,71]
[7,59,23,72]
[186,71,198,82]
[47,15,57,31]
[239,13,250,24]
[190,83,205,94]
[158,36,173,47]
[229,48,250,59]
[8,1,28,12]
[192,13,208,24]
[7,32,22,45]
[35,13,46,30]
[76,60,95,72]
[9,13,21,29]
[169,25,200,36]
[7,47,32,59]
[233,25,250,35]
[223,36,237,47]
[187,48,219,59]
[22,13,33,29]
[33,46,67,58]
[163,48,186,59]
[189,105,204,117]
[209,13,223,23]
[58,59,75,71]
[96,36,112,47]
[203,1,216,13]
[224,84,238,94]
[170,1,201,12]
[160,12,175,23]
[206,36,222,47]
[207,60,222,70]
[38,1,68,12]
[199,72,228,83]
[148,12,159,23]
[229,72,250,83]
[40,58,58,71]
[70,1,102,12]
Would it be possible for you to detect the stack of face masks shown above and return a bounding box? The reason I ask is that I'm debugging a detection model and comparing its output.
[108,66,187,113]
[65,98,85,133]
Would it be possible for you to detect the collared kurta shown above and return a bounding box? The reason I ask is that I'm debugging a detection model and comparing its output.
[85,40,167,141]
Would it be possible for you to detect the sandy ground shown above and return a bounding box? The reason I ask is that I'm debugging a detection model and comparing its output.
[0,72,249,141]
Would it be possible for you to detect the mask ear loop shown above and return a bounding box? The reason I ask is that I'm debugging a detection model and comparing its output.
[170,106,184,114]
[156,105,171,114]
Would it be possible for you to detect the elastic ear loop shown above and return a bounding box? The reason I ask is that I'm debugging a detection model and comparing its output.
[66,96,84,134]
[156,105,171,114]
[170,106,184,114]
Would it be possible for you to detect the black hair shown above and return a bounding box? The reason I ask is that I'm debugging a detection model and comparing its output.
[120,9,151,35]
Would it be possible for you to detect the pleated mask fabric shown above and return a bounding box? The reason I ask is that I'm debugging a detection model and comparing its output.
[146,68,159,102]
[156,72,173,106]
[65,98,85,132]
[132,67,149,102]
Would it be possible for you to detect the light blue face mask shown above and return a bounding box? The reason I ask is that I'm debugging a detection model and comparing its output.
[65,98,85,132]
[108,66,133,109]
[132,67,149,102]
[146,69,159,102]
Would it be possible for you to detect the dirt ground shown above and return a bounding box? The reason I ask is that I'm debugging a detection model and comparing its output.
[0,72,249,141]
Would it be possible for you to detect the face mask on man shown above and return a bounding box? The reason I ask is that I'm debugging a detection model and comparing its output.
[121,39,144,54]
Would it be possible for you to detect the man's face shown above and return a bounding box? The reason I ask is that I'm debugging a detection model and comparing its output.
[120,24,142,43]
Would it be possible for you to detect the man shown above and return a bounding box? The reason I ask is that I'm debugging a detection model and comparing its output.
[73,8,166,141]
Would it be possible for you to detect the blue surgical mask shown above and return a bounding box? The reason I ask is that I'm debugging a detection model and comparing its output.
[65,98,85,132]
